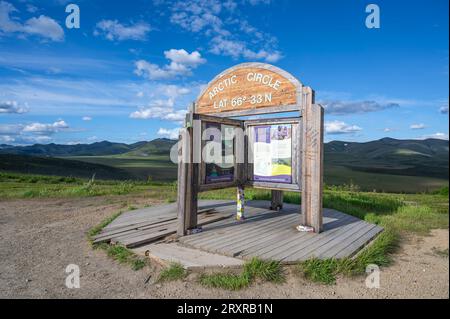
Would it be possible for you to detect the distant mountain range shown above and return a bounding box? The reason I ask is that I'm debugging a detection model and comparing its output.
[324,137,449,178]
[0,137,448,191]
[0,138,175,157]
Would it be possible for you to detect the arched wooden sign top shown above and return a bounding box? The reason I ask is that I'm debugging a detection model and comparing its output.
[195,63,303,116]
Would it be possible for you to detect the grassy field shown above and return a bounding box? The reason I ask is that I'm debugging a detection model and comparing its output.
[63,155,448,193]
[65,155,177,182]
[0,171,176,199]
[324,164,447,193]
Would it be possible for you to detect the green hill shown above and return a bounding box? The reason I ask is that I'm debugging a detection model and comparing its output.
[0,141,135,157]
[0,154,134,180]
[325,138,449,178]
[122,138,177,157]
[0,138,177,157]
[0,137,448,192]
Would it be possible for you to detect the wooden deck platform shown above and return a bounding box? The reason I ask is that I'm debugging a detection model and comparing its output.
[101,200,383,263]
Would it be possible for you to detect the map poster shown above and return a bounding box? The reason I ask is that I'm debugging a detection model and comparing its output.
[253,124,292,183]
[204,123,235,183]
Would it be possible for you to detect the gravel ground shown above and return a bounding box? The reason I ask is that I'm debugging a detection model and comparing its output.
[0,196,448,299]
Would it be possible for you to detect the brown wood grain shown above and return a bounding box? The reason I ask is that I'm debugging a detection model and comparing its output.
[196,67,298,114]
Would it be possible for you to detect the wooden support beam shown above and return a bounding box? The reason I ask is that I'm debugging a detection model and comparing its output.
[270,190,284,211]
[177,109,199,236]
[300,87,324,233]
[176,127,187,236]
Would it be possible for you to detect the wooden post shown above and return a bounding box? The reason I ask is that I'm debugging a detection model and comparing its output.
[270,190,284,211]
[301,87,324,233]
[176,127,187,236]
[177,110,198,236]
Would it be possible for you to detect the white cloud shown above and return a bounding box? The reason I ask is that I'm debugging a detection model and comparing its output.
[94,19,151,41]
[210,36,282,62]
[157,127,181,139]
[159,84,191,99]
[440,104,449,114]
[165,0,282,62]
[321,100,399,115]
[23,120,69,134]
[0,120,70,145]
[134,49,206,80]
[246,0,272,4]
[164,49,205,66]
[26,4,38,13]
[325,120,362,134]
[82,116,92,121]
[129,84,193,122]
[23,15,64,41]
[410,123,426,130]
[0,134,14,143]
[0,100,28,114]
[130,98,187,121]
[0,1,64,41]
[419,132,449,140]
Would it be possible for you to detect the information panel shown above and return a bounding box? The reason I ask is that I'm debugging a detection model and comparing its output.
[253,124,292,183]
[204,123,235,184]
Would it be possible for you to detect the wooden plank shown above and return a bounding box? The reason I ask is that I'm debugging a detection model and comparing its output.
[185,108,198,232]
[177,126,187,236]
[316,224,381,259]
[199,182,236,192]
[93,219,176,243]
[274,219,368,261]
[333,226,384,259]
[119,213,232,248]
[283,221,374,262]
[203,104,301,118]
[181,207,281,245]
[237,209,342,258]
[301,86,324,233]
[203,213,297,253]
[102,215,175,233]
[253,213,356,259]
[192,211,295,249]
[247,181,300,192]
[216,215,299,257]
[194,113,245,126]
[94,209,219,243]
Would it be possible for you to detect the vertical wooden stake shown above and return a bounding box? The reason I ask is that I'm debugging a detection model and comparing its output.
[236,185,245,220]
[301,87,324,233]
[177,109,198,236]
[177,128,187,236]
[270,190,284,211]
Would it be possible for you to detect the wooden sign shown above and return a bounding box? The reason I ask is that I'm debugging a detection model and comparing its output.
[196,63,302,116]
[178,63,323,236]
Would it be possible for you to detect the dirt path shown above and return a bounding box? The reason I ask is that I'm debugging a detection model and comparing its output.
[0,197,448,299]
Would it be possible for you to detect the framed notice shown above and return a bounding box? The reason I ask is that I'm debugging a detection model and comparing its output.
[204,122,235,184]
[253,124,292,183]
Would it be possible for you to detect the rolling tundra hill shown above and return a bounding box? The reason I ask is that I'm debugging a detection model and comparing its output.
[325,138,449,178]
[0,137,448,192]
[0,139,174,157]
[0,154,134,180]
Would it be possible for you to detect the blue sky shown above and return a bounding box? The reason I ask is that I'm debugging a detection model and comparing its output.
[0,0,448,145]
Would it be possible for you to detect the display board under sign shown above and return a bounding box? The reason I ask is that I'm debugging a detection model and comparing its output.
[196,64,301,115]
[253,124,293,183]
